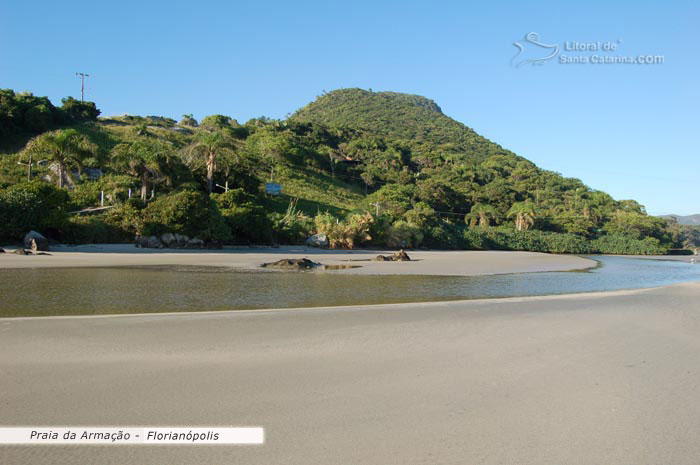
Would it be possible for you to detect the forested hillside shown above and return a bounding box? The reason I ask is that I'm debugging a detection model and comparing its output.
[292,88,510,163]
[1,87,696,254]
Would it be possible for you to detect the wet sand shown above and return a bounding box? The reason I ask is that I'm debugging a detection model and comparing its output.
[2,282,700,464]
[0,244,597,276]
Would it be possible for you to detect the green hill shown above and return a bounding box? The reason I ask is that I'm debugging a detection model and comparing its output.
[1,87,694,254]
[292,88,513,164]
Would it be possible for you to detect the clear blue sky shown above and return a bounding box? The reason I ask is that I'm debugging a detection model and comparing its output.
[1,0,697,215]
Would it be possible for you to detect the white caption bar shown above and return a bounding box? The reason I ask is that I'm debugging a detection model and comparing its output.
[0,427,264,445]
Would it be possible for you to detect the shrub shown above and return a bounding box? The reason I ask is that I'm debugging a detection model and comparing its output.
[60,97,100,122]
[268,199,313,244]
[69,175,140,211]
[61,203,143,244]
[62,216,131,244]
[24,104,54,132]
[367,214,392,246]
[0,181,70,241]
[459,228,670,255]
[142,190,231,241]
[314,212,374,249]
[212,189,271,244]
[403,202,437,228]
[592,234,668,255]
[179,114,198,127]
[69,182,102,210]
[200,114,233,130]
[387,220,424,248]
[365,184,415,222]
[423,223,464,249]
[462,228,593,254]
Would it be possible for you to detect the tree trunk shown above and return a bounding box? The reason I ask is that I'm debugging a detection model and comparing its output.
[206,150,215,194]
[57,164,64,188]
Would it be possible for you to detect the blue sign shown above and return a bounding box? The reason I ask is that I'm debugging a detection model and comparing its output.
[265,183,282,195]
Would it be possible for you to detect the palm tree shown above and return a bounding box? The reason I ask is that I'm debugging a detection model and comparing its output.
[507,200,536,231]
[466,203,498,228]
[23,129,97,188]
[110,139,171,201]
[360,171,375,195]
[181,130,237,194]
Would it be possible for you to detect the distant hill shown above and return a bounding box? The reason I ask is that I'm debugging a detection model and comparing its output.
[660,214,700,226]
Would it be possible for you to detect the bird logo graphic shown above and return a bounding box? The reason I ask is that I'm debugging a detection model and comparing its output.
[511,32,560,67]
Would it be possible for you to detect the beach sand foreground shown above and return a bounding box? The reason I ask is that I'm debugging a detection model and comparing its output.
[2,281,700,464]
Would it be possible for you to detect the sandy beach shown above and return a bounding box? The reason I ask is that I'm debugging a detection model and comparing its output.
[0,244,598,276]
[1,279,700,464]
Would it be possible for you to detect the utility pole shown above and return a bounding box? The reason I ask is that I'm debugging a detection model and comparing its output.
[17,154,46,181]
[215,181,230,193]
[17,154,33,181]
[76,72,89,101]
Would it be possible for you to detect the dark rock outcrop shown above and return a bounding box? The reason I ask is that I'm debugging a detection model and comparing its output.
[147,236,165,249]
[174,233,189,248]
[14,248,31,255]
[134,235,165,248]
[135,234,217,249]
[160,233,177,248]
[261,258,320,270]
[24,230,49,252]
[185,238,204,249]
[372,249,411,262]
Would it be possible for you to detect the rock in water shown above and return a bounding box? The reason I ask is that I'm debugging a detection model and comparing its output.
[0,248,5,253]
[24,230,49,252]
[261,258,320,270]
[14,248,30,255]
[372,255,392,261]
[305,234,329,248]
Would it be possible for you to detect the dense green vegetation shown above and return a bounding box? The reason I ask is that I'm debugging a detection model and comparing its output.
[1,87,696,254]
[0,89,100,147]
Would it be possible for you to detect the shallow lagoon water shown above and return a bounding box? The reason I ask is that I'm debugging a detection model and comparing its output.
[1,256,699,317]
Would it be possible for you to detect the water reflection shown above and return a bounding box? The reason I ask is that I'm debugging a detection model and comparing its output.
[0,256,698,317]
